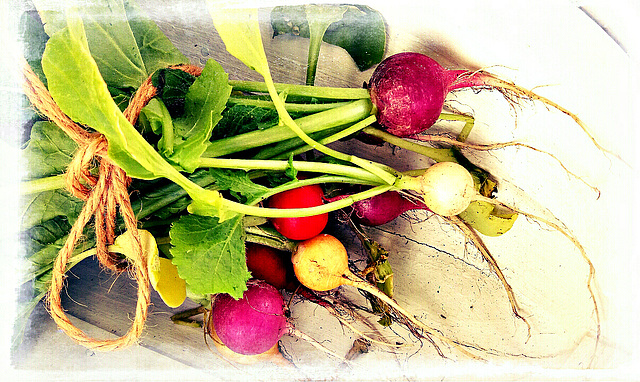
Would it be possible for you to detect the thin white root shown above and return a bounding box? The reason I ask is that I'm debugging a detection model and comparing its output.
[291,328,346,362]
[476,195,601,367]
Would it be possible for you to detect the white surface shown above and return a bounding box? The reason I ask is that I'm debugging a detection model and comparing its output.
[3,0,639,380]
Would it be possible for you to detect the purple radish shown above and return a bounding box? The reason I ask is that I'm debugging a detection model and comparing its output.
[211,280,291,355]
[368,52,601,145]
[328,191,430,226]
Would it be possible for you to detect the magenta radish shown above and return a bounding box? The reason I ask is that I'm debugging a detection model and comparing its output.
[368,52,605,152]
[211,280,290,355]
[329,191,430,226]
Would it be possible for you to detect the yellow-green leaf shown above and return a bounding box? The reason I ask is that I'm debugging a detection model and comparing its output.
[149,257,187,308]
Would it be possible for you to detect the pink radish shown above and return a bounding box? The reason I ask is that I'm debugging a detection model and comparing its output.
[209,279,343,362]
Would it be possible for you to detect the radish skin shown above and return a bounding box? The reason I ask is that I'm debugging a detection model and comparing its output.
[328,191,430,226]
[397,162,477,217]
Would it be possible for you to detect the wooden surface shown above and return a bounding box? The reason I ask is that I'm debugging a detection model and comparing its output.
[10,0,636,380]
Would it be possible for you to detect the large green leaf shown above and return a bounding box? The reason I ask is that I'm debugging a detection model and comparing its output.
[20,121,83,230]
[21,121,77,181]
[271,4,386,71]
[35,0,188,89]
[205,3,270,78]
[170,214,250,299]
[20,190,84,231]
[40,9,228,219]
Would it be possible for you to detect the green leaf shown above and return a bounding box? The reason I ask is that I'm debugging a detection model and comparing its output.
[40,10,228,219]
[20,10,49,86]
[170,214,250,298]
[209,168,269,204]
[123,0,189,77]
[150,68,197,117]
[20,121,84,230]
[20,190,84,231]
[138,98,175,155]
[167,59,232,173]
[271,4,386,71]
[41,20,150,179]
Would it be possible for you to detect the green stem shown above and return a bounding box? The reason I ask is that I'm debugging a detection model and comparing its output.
[215,184,394,218]
[305,28,323,86]
[245,226,297,252]
[229,80,370,100]
[132,171,219,221]
[197,157,384,184]
[439,112,475,123]
[204,99,373,158]
[361,126,459,163]
[304,5,346,86]
[457,119,475,143]
[252,125,348,160]
[270,115,378,160]
[262,74,397,185]
[246,175,379,206]
[227,96,351,113]
[21,174,67,194]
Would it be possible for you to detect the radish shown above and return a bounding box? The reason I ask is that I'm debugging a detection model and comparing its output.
[397,161,477,217]
[207,317,291,366]
[267,184,329,240]
[291,233,481,359]
[245,243,291,290]
[209,280,346,361]
[368,52,608,155]
[329,190,430,226]
[211,280,290,355]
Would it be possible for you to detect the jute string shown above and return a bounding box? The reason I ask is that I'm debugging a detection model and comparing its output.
[22,59,202,350]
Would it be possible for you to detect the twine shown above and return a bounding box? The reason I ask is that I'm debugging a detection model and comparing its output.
[22,59,202,350]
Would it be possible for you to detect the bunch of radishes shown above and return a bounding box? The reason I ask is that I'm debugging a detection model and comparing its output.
[191,50,606,365]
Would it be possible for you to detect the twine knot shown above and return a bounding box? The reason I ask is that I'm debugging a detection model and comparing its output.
[21,60,201,350]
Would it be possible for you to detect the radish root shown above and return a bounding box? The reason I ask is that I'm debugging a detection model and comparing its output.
[475,195,601,366]
[407,134,600,198]
[340,271,485,361]
[446,215,532,340]
[454,70,621,165]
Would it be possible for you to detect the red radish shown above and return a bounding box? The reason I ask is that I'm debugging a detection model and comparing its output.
[368,52,603,148]
[245,243,290,290]
[211,280,290,355]
[267,184,328,240]
[330,190,430,226]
